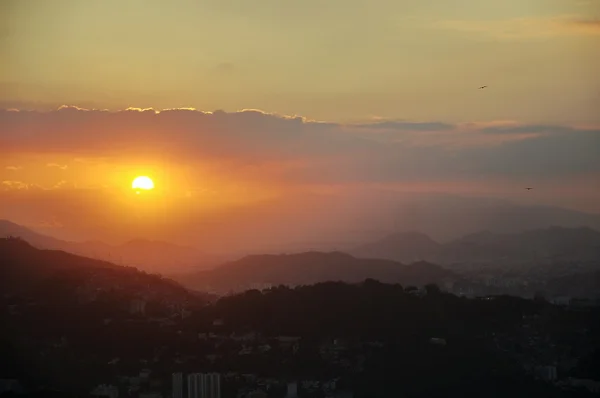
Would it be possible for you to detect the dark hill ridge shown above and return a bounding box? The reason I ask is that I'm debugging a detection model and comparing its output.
[0,237,198,304]
[0,219,66,250]
[175,251,458,293]
[351,226,600,267]
[1,236,121,292]
[0,219,218,273]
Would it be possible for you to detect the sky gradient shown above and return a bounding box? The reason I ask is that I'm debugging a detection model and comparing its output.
[1,0,599,249]
[2,0,599,123]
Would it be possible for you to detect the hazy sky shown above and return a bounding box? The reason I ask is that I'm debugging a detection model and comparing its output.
[1,0,599,248]
[2,0,599,123]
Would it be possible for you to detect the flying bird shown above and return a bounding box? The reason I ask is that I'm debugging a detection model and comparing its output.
[525,187,533,190]
[479,85,488,89]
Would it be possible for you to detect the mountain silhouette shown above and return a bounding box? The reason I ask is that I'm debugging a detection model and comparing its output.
[351,226,600,267]
[174,251,457,293]
[0,219,66,250]
[383,195,600,243]
[0,237,196,302]
[0,219,218,273]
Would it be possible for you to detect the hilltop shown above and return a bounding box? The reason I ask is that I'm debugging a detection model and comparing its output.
[351,226,600,268]
[0,237,208,306]
[174,251,457,294]
[0,219,219,274]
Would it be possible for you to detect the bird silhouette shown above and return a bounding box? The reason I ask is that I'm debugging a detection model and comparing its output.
[525,187,533,190]
[479,85,488,89]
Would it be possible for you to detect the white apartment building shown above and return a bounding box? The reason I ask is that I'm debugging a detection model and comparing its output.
[187,373,221,398]
[172,373,183,398]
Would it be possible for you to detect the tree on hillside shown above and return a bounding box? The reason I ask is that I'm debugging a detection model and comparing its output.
[425,283,441,296]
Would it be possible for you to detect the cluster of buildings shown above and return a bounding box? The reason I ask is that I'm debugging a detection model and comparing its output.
[172,373,221,398]
[488,311,600,395]
[72,267,193,315]
[169,374,350,398]
[91,384,119,398]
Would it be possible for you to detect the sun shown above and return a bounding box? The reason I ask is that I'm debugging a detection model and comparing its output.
[132,176,154,192]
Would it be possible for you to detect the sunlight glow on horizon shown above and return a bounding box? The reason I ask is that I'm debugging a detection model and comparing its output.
[0,0,599,247]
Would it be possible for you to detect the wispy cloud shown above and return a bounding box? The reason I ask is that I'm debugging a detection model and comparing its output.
[563,18,600,34]
[432,16,600,39]
[355,121,455,131]
[46,163,68,170]
[479,124,579,135]
[73,157,107,164]
[1,180,35,190]
[0,106,598,187]
[574,0,600,6]
[34,219,64,229]
[1,178,71,191]
[53,180,69,189]
[5,165,22,171]
[214,62,235,75]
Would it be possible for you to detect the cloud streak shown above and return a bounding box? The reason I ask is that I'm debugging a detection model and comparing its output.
[46,163,68,170]
[1,107,599,247]
[432,16,600,39]
[564,18,600,34]
[1,181,36,190]
[0,106,599,187]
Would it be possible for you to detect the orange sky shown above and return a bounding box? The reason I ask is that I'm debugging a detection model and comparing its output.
[1,1,599,250]
[1,107,599,250]
[2,0,600,124]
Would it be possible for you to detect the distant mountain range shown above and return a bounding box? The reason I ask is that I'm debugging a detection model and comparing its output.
[0,219,220,274]
[351,226,600,268]
[4,225,599,300]
[4,218,600,298]
[174,251,458,294]
[383,195,600,243]
[249,192,600,250]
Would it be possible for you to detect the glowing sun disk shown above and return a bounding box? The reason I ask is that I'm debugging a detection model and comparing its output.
[132,176,154,191]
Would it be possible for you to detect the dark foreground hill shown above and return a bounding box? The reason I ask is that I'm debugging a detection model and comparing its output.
[0,236,210,305]
[173,251,458,293]
[0,237,217,395]
[2,237,600,397]
[3,275,599,397]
